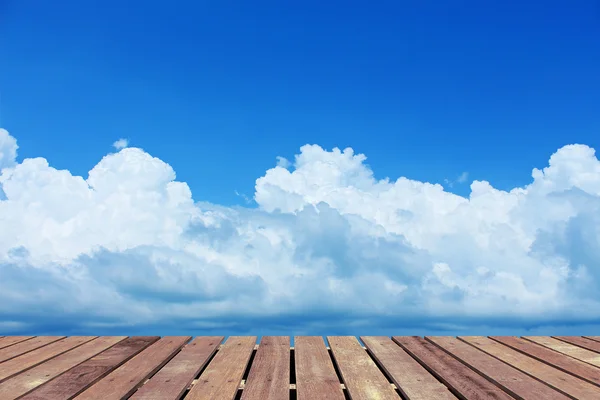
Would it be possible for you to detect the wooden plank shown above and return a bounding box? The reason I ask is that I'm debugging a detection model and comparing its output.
[553,336,600,353]
[523,336,600,368]
[20,336,158,400]
[459,336,600,399]
[0,337,34,350]
[328,336,399,400]
[491,336,600,387]
[361,336,455,400]
[427,336,569,399]
[74,336,190,400]
[241,336,290,400]
[0,336,127,400]
[129,336,223,400]
[0,336,65,363]
[393,336,513,400]
[584,336,600,343]
[294,336,345,400]
[0,336,96,383]
[185,336,256,400]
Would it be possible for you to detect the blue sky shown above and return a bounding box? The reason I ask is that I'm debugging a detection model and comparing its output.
[2,0,599,204]
[1,1,600,336]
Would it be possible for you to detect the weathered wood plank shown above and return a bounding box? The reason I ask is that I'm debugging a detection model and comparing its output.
[553,336,600,353]
[491,336,600,387]
[361,336,455,400]
[427,336,568,399]
[294,336,345,400]
[393,336,513,400]
[21,336,158,400]
[584,336,600,343]
[459,336,600,399]
[0,336,127,400]
[523,336,600,368]
[129,336,223,400]
[185,336,256,400]
[0,336,96,383]
[328,336,399,400]
[0,336,64,363]
[0,336,34,350]
[241,336,289,400]
[74,336,190,400]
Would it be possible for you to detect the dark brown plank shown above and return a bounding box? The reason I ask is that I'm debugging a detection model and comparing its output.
[0,337,34,350]
[21,336,158,400]
[553,336,600,353]
[328,336,399,400]
[491,336,600,387]
[129,336,223,400]
[0,336,96,383]
[523,336,600,368]
[427,336,568,399]
[362,336,455,400]
[74,336,190,400]
[0,336,64,363]
[185,336,256,400]
[294,336,345,400]
[393,336,513,400]
[241,336,290,400]
[0,336,127,400]
[459,336,600,399]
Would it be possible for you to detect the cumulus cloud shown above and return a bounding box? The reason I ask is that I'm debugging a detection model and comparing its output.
[112,138,129,150]
[1,129,600,335]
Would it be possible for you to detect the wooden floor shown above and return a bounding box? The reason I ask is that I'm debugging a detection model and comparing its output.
[0,336,599,399]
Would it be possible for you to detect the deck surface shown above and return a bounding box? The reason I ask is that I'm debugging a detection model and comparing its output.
[0,336,598,399]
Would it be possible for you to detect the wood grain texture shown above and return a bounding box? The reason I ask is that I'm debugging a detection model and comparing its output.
[21,336,158,400]
[0,336,64,363]
[0,336,96,383]
[584,336,600,343]
[361,336,455,400]
[523,336,600,368]
[0,337,34,350]
[241,336,290,400]
[328,336,399,400]
[185,336,256,400]
[393,336,513,400]
[0,336,127,400]
[459,336,600,399]
[427,336,568,400]
[129,336,223,400]
[491,336,600,387]
[74,336,190,400]
[294,336,345,400]
[553,336,600,353]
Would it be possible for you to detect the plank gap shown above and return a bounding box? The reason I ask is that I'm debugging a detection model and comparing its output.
[290,347,296,385]
[241,349,257,381]
[363,345,408,399]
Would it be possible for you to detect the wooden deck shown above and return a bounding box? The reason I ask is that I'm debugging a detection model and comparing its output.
[0,336,598,399]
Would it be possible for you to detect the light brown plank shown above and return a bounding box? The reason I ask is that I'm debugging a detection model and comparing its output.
[0,336,65,363]
[74,336,190,400]
[361,336,455,400]
[0,336,96,383]
[0,336,127,400]
[328,336,399,400]
[427,336,568,399]
[553,336,600,353]
[459,336,600,399]
[393,336,513,400]
[491,336,600,387]
[21,336,159,400]
[294,336,345,400]
[523,336,600,368]
[185,336,257,400]
[241,336,290,400]
[584,336,600,343]
[129,336,223,400]
[0,337,34,350]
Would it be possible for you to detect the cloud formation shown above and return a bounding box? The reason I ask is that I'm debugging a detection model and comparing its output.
[1,129,600,335]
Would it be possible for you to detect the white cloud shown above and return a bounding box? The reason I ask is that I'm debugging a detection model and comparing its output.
[1,130,600,334]
[112,138,129,150]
